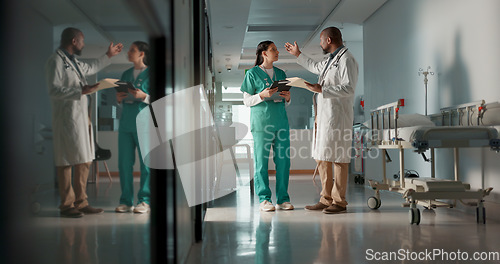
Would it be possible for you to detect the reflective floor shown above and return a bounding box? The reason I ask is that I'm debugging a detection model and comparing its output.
[29,176,500,264]
[187,176,500,264]
[30,179,150,264]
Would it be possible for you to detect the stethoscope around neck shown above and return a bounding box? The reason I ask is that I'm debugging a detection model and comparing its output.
[56,49,86,86]
[57,50,74,70]
[332,48,348,67]
[319,47,348,85]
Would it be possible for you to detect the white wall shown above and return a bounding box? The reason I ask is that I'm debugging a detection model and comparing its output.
[346,41,365,124]
[363,0,500,202]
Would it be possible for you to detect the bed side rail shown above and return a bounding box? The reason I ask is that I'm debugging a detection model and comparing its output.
[369,99,404,146]
[437,100,485,126]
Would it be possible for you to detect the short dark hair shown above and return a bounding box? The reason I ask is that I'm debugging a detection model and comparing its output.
[133,41,150,66]
[60,27,82,48]
[322,27,342,45]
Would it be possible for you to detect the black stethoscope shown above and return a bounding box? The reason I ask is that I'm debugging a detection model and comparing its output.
[320,48,348,84]
[332,48,348,67]
[57,49,83,74]
[56,49,86,87]
[57,50,74,70]
[62,57,72,70]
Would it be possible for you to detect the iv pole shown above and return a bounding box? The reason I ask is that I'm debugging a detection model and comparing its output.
[418,66,434,116]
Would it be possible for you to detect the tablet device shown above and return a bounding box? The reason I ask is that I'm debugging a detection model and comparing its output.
[114,81,137,93]
[270,80,291,92]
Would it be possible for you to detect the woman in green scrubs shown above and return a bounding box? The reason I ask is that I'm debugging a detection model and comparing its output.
[240,40,294,212]
[115,41,151,214]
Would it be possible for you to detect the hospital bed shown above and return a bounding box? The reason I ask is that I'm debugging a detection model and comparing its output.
[365,99,499,225]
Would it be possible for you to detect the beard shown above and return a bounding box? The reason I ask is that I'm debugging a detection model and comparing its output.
[322,46,329,54]
[74,48,82,56]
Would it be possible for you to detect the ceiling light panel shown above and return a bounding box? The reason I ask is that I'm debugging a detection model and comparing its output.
[247,0,341,25]
[246,25,317,32]
[71,0,138,26]
[242,31,311,48]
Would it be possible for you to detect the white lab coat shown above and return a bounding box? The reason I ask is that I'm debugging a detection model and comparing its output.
[45,49,111,166]
[297,47,358,163]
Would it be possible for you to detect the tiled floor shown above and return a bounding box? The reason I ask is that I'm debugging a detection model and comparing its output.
[28,176,500,264]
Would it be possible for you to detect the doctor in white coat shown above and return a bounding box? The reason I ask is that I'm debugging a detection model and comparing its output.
[46,27,123,218]
[285,27,358,214]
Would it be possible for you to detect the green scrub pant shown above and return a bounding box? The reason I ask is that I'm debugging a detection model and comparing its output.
[252,129,291,204]
[118,131,150,206]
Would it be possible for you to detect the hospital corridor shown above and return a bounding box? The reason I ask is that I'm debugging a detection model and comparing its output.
[29,176,500,263]
[2,0,500,263]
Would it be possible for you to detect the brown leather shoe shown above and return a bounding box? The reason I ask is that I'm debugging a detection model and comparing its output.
[79,206,104,215]
[322,204,347,214]
[60,208,84,218]
[304,202,329,211]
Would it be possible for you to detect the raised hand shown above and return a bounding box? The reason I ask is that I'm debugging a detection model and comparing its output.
[106,42,124,58]
[284,41,301,57]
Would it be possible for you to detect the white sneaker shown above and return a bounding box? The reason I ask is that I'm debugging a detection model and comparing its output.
[133,202,150,214]
[276,202,294,210]
[115,204,134,213]
[259,200,275,212]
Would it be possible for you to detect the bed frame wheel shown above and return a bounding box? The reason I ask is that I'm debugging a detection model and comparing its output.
[476,206,486,224]
[409,208,420,225]
[367,196,381,210]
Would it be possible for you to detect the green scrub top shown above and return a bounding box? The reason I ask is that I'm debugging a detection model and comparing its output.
[119,67,150,132]
[240,66,289,132]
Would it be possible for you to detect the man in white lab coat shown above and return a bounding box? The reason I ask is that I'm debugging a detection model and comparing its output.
[45,27,123,217]
[285,27,358,214]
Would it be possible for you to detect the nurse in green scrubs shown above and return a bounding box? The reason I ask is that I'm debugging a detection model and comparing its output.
[115,41,151,214]
[240,40,294,212]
